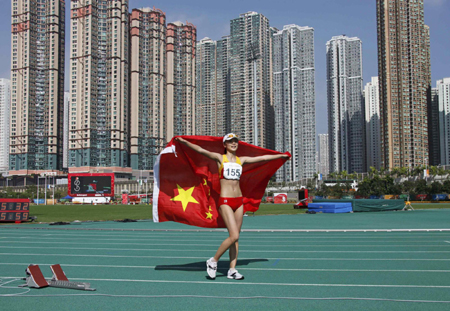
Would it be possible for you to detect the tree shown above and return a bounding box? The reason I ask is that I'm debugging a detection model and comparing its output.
[330,183,344,198]
[315,183,330,197]
[437,166,447,178]
[415,179,430,194]
[430,182,443,194]
[442,180,450,193]
[429,166,438,179]
[355,178,371,197]
[399,167,409,179]
[402,180,416,195]
[391,167,401,179]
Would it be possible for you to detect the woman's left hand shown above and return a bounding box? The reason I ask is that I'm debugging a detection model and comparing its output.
[282,153,291,160]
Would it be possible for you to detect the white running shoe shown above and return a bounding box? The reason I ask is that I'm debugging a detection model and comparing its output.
[227,269,244,280]
[206,257,217,279]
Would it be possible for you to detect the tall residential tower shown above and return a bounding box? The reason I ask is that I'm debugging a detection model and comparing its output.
[10,0,65,174]
[365,77,381,170]
[196,37,217,136]
[318,134,329,176]
[229,12,274,149]
[327,35,365,173]
[69,0,130,174]
[273,25,316,181]
[129,7,167,170]
[0,79,10,173]
[166,21,196,139]
[437,78,450,165]
[376,0,431,168]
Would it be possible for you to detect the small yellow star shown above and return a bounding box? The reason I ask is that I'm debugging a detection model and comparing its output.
[208,206,212,211]
[205,211,213,219]
[170,184,199,212]
[203,179,207,186]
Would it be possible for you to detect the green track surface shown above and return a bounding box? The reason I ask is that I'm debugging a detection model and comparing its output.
[1,209,450,310]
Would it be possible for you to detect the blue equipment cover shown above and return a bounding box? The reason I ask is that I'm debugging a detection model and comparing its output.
[308,202,352,213]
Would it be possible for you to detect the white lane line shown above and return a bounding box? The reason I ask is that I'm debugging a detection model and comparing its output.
[0,240,447,248]
[1,234,449,243]
[2,245,450,254]
[1,227,450,234]
[1,253,450,261]
[3,276,450,289]
[445,241,450,244]
[1,262,450,273]
[2,230,450,239]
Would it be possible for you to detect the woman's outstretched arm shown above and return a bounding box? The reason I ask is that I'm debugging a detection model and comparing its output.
[240,153,290,165]
[175,137,222,163]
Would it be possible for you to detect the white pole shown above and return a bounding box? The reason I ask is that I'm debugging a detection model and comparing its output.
[146,178,148,205]
[53,176,55,205]
[138,171,141,203]
[37,177,39,205]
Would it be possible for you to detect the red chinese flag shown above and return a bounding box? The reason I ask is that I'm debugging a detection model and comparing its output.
[153,136,290,228]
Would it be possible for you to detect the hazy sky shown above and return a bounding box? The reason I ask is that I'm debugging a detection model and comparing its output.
[0,0,448,135]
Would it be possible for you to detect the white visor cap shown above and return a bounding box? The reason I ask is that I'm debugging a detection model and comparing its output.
[223,133,239,143]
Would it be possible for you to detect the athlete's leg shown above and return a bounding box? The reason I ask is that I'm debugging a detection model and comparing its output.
[212,204,240,261]
[228,205,244,269]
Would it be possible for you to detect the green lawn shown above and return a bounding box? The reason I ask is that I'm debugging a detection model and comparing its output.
[1,202,449,224]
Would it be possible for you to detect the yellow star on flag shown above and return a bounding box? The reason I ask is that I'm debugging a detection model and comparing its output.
[171,184,199,212]
[203,179,207,186]
[205,211,213,220]
[208,206,212,211]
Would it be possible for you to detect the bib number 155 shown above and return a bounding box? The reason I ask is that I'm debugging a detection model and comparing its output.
[225,168,241,177]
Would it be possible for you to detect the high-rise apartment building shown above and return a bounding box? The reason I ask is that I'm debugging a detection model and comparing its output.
[196,37,217,136]
[216,36,231,136]
[437,78,450,165]
[69,0,130,174]
[0,79,11,173]
[327,35,365,173]
[229,12,274,149]
[195,36,230,137]
[429,87,440,165]
[364,77,381,170]
[166,21,196,139]
[318,134,329,176]
[377,0,431,169]
[130,7,166,170]
[10,0,65,174]
[273,25,316,181]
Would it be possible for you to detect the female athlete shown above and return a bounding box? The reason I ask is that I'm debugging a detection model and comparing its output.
[176,133,290,280]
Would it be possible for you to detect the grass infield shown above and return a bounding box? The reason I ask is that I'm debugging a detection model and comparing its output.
[1,202,449,224]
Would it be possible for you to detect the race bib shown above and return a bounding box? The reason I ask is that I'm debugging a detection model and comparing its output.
[223,162,242,180]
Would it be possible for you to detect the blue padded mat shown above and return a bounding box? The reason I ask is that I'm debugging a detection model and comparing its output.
[308,202,352,213]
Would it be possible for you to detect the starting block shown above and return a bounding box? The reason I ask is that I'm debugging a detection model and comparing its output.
[20,264,95,291]
[21,264,49,288]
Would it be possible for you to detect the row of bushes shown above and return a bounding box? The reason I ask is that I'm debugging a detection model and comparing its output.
[314,177,450,198]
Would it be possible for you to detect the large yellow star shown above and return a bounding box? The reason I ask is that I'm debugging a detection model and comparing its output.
[171,184,199,212]
[205,211,213,220]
